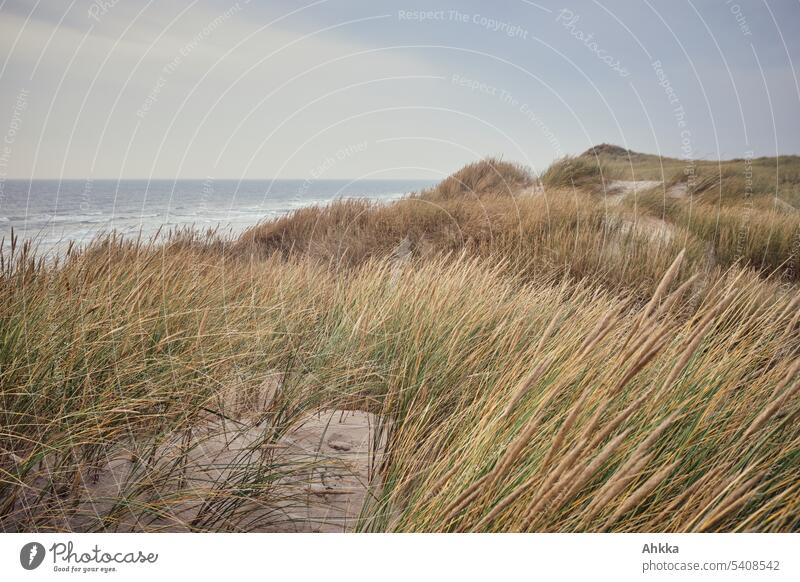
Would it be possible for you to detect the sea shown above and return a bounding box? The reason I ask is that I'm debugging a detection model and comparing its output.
[0,178,435,256]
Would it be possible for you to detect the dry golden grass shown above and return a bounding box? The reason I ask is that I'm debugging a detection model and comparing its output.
[628,186,800,281]
[237,179,704,296]
[2,154,799,532]
[540,155,608,191]
[421,157,533,200]
[582,143,800,208]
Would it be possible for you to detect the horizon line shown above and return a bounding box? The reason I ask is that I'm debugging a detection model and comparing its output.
[1,176,441,182]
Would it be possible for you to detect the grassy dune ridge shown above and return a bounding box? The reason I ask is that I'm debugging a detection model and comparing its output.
[1,151,799,532]
[575,143,800,208]
[541,147,800,281]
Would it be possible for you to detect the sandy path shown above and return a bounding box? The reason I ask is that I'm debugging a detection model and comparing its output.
[273,409,385,532]
[7,374,385,533]
[600,180,677,243]
[604,179,662,204]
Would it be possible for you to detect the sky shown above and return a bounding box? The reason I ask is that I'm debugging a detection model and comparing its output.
[0,0,799,180]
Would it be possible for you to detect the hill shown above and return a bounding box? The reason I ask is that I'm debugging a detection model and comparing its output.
[563,144,800,209]
[2,151,798,534]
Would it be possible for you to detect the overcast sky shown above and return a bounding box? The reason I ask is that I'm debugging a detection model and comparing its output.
[1,0,799,180]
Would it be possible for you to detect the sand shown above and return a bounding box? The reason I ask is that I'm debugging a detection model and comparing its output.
[273,409,385,532]
[6,373,385,533]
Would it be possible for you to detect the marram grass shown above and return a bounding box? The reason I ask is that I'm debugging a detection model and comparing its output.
[1,158,798,532]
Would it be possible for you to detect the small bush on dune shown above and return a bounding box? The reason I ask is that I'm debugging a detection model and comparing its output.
[540,155,608,190]
[424,158,532,200]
